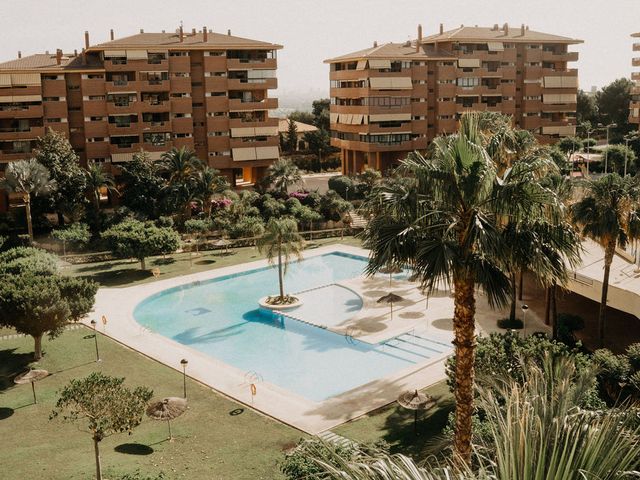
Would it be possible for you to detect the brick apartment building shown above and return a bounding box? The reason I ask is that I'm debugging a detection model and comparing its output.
[631,33,640,129]
[0,26,282,190]
[326,23,582,174]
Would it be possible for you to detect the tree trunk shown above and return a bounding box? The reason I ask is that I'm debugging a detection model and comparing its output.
[278,243,284,301]
[452,275,476,468]
[33,334,43,360]
[57,211,65,227]
[93,437,102,480]
[509,271,517,322]
[93,191,101,212]
[544,287,551,326]
[518,270,524,301]
[140,257,146,270]
[598,240,616,348]
[551,282,558,339]
[24,194,34,244]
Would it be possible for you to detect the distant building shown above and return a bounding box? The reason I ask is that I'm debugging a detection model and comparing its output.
[630,33,640,129]
[278,119,317,151]
[326,23,581,174]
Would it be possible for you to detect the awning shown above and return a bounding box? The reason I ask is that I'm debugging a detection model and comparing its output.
[10,73,41,86]
[368,59,391,69]
[126,50,148,60]
[0,74,11,87]
[356,60,367,70]
[543,76,579,88]
[111,152,135,162]
[369,77,412,89]
[231,127,255,137]
[369,113,411,122]
[104,50,126,58]
[458,58,480,68]
[487,42,504,52]
[255,145,279,160]
[232,147,257,161]
[12,94,42,102]
[542,93,577,104]
[254,126,278,136]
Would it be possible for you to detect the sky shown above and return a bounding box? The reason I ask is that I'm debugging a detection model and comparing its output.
[1,0,638,108]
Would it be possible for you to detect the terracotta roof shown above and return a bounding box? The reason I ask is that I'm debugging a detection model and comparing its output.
[422,26,582,44]
[88,31,282,50]
[633,32,640,38]
[0,53,101,71]
[278,119,318,134]
[324,42,454,63]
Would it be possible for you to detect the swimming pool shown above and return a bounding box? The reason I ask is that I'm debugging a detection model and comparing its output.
[134,252,447,402]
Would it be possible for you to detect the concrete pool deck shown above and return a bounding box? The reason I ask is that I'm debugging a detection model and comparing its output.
[85,244,550,434]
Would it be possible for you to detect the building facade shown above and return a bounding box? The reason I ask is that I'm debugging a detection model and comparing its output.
[326,24,581,174]
[0,27,282,186]
[631,33,640,129]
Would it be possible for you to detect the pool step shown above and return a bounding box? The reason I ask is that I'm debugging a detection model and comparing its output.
[382,333,451,361]
[317,430,358,449]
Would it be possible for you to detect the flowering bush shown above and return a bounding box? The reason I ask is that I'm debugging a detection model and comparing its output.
[289,191,309,201]
[212,198,233,210]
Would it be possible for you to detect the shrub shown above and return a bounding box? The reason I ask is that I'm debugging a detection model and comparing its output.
[557,313,585,346]
[0,246,58,276]
[227,216,265,239]
[497,317,523,329]
[155,216,174,229]
[327,175,354,199]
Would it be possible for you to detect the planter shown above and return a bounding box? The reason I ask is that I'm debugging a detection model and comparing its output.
[258,296,303,311]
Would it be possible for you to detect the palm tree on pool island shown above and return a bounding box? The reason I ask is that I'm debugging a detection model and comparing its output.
[257,217,305,304]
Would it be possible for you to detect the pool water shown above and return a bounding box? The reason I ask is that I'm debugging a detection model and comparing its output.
[134,253,441,402]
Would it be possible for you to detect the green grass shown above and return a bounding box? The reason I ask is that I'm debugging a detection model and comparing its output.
[333,382,454,459]
[65,236,362,287]
[0,328,303,480]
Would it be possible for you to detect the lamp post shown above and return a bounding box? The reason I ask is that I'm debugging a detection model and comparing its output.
[600,122,617,173]
[624,132,639,176]
[180,358,188,398]
[90,319,100,362]
[521,304,529,337]
[580,122,595,177]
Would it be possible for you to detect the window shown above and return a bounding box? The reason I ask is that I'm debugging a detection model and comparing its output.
[46,118,62,123]
[90,116,104,121]
[148,53,166,64]
[43,97,61,102]
[88,95,105,101]
[457,77,480,87]
[143,132,170,146]
[169,51,189,57]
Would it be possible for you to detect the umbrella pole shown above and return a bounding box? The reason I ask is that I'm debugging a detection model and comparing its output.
[31,381,37,404]
[167,419,173,441]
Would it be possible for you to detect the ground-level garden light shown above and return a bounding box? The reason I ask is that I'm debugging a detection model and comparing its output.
[146,397,188,441]
[521,304,529,336]
[90,319,101,362]
[397,389,436,434]
[14,369,48,404]
[180,358,188,398]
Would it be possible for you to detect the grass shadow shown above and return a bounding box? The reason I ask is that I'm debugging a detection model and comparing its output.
[75,269,153,287]
[0,348,34,391]
[195,259,216,265]
[114,443,154,455]
[153,258,176,266]
[0,407,14,420]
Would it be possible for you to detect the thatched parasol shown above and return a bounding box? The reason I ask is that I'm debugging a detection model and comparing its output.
[146,397,188,441]
[397,389,436,433]
[14,369,49,404]
[377,293,404,321]
[379,265,403,286]
[214,238,232,253]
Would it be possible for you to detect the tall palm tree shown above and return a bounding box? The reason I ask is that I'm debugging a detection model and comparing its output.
[0,159,56,242]
[361,112,559,466]
[160,147,202,219]
[193,166,228,216]
[571,173,640,347]
[256,217,304,302]
[265,158,302,195]
[84,161,118,211]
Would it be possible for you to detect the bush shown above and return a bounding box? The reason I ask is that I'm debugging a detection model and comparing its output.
[626,343,640,371]
[0,246,58,276]
[557,313,585,346]
[155,216,174,229]
[227,216,265,239]
[327,175,354,199]
[497,317,523,329]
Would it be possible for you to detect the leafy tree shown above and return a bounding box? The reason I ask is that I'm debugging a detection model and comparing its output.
[51,222,91,257]
[548,146,571,174]
[193,166,227,216]
[226,216,265,239]
[184,218,209,253]
[600,144,637,175]
[260,194,286,220]
[303,129,331,162]
[287,110,315,126]
[327,175,354,199]
[120,151,166,219]
[32,128,87,225]
[50,373,153,480]
[556,136,583,160]
[286,119,298,153]
[595,78,634,140]
[256,217,305,302]
[102,219,180,270]
[0,246,58,276]
[0,158,56,242]
[319,190,351,221]
[265,158,302,194]
[311,99,331,131]
[85,161,118,212]
[361,112,563,466]
[160,147,202,220]
[572,174,640,347]
[576,89,597,125]
[290,203,322,231]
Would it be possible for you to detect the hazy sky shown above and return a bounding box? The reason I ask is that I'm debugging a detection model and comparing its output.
[2,0,638,104]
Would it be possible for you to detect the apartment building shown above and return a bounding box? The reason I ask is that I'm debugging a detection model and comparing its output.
[631,33,640,128]
[326,23,581,174]
[0,26,282,187]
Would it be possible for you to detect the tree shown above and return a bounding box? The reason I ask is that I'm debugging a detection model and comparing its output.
[51,222,91,257]
[85,161,118,212]
[571,174,640,348]
[102,219,180,270]
[160,147,202,220]
[577,89,597,125]
[288,110,315,126]
[600,144,637,175]
[285,119,298,154]
[303,129,331,161]
[556,136,583,160]
[256,217,305,302]
[311,99,331,131]
[0,246,58,276]
[327,175,354,199]
[0,158,57,243]
[51,373,153,480]
[193,167,228,216]
[595,78,634,140]
[319,190,351,221]
[265,158,302,194]
[32,128,87,225]
[120,151,166,219]
[360,112,561,466]
[184,218,209,254]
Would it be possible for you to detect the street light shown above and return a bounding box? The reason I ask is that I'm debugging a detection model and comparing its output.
[90,319,101,362]
[521,304,529,337]
[580,122,595,177]
[599,122,617,173]
[624,132,639,176]
[180,358,188,398]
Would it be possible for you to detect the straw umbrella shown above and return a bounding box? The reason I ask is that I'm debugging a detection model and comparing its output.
[146,397,188,441]
[397,389,435,433]
[377,293,403,321]
[214,238,232,254]
[379,265,403,286]
[14,369,49,404]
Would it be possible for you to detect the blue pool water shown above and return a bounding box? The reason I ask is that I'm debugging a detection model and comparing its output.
[134,252,444,401]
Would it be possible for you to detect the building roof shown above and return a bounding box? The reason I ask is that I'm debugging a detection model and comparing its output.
[278,119,318,134]
[422,25,583,45]
[324,42,454,63]
[633,32,640,38]
[88,31,282,51]
[0,53,101,71]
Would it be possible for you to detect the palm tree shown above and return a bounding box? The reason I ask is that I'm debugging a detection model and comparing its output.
[265,158,302,195]
[256,217,304,302]
[571,173,640,347]
[361,112,560,466]
[84,161,118,211]
[160,147,202,219]
[193,167,228,216]
[0,159,56,242]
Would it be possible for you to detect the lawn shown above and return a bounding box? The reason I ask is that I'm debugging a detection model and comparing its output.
[65,236,362,287]
[0,327,303,480]
[334,381,454,459]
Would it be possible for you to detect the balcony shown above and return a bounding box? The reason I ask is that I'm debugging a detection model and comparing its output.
[632,72,640,81]
[207,137,231,151]
[227,78,277,91]
[170,97,192,113]
[0,151,32,163]
[84,121,109,137]
[170,77,192,93]
[172,117,194,134]
[0,104,44,119]
[169,56,191,72]
[226,58,276,71]
[542,68,578,77]
[229,136,279,149]
[0,126,44,141]
[541,102,578,113]
[437,118,458,134]
[108,123,141,136]
[42,80,67,97]
[205,96,229,112]
[139,100,170,113]
[329,87,370,98]
[541,51,579,63]
[203,56,228,72]
[436,101,457,116]
[523,83,543,96]
[228,97,277,111]
[106,80,141,93]
[106,101,139,115]
[85,141,111,159]
[81,78,106,96]
[228,117,278,129]
[633,58,640,67]
[633,43,640,52]
[142,80,170,92]
[140,121,172,133]
[84,100,108,116]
